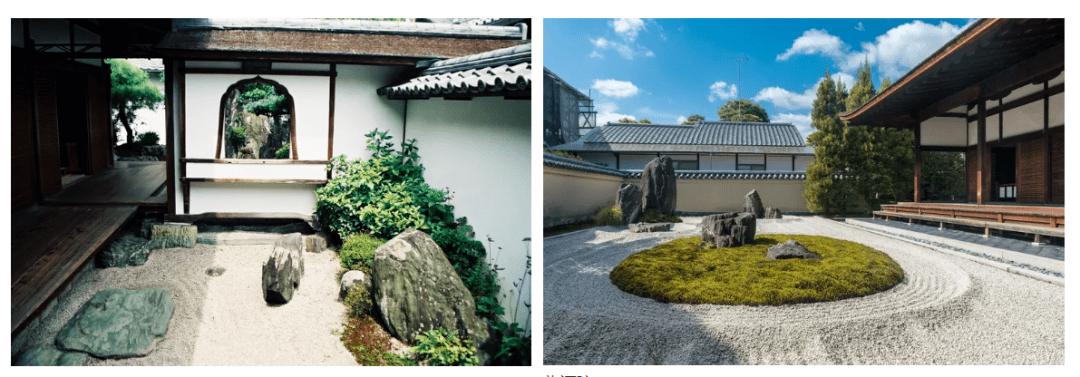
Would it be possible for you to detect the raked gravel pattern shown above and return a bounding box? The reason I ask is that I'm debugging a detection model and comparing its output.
[543,216,1063,365]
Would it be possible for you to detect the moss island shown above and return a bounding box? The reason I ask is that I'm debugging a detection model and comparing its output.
[609,234,904,305]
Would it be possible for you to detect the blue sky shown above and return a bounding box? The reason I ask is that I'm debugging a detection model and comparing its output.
[544,18,976,140]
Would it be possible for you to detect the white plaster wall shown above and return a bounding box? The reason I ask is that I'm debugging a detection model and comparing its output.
[186,163,327,180]
[188,182,318,214]
[738,154,765,165]
[1002,100,1043,139]
[332,65,407,160]
[703,155,736,170]
[968,120,977,146]
[1049,93,1064,128]
[795,155,814,172]
[920,117,967,146]
[766,154,794,171]
[406,97,531,328]
[620,154,660,170]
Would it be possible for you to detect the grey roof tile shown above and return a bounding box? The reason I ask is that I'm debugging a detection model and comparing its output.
[378,43,531,98]
[543,154,628,178]
[173,18,524,39]
[578,121,806,147]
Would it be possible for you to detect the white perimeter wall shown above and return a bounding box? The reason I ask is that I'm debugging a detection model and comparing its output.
[406,97,531,328]
[178,64,405,215]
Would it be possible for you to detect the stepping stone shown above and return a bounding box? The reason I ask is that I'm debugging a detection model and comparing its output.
[97,234,151,268]
[628,222,673,233]
[56,287,174,358]
[14,344,88,366]
[147,223,196,249]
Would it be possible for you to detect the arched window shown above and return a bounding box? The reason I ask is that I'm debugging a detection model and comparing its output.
[216,77,297,159]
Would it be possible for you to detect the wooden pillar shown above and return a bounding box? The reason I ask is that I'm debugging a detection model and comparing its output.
[615,153,620,170]
[913,121,922,203]
[977,100,988,205]
[1043,81,1051,203]
[164,59,176,215]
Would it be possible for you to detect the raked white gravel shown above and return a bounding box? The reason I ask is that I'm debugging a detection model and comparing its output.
[543,216,1063,364]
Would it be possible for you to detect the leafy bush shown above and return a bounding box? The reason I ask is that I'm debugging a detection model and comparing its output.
[275,144,290,159]
[343,284,373,318]
[136,131,160,146]
[340,233,384,272]
[594,206,623,226]
[409,328,479,366]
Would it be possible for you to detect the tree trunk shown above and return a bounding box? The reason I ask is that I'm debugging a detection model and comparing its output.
[118,102,135,145]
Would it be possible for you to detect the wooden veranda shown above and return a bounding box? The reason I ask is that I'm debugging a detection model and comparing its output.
[876,202,1064,241]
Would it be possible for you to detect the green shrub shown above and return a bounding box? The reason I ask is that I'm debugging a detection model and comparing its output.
[136,131,159,146]
[610,234,904,305]
[594,206,623,226]
[340,316,417,366]
[275,144,290,159]
[343,284,373,318]
[410,328,479,366]
[640,209,682,223]
[340,234,384,272]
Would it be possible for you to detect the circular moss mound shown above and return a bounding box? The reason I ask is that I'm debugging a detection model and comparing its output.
[610,234,904,305]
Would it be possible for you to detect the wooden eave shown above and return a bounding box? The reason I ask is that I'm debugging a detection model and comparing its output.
[840,18,1064,128]
[155,29,526,65]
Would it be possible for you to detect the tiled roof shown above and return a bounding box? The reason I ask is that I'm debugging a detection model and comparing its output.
[125,58,164,72]
[378,43,530,99]
[625,170,807,180]
[173,18,524,39]
[543,153,628,178]
[577,121,806,147]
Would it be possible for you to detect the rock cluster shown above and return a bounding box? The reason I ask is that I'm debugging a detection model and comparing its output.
[744,189,765,218]
[765,208,784,219]
[262,233,305,303]
[765,240,821,260]
[371,229,490,354]
[701,212,756,247]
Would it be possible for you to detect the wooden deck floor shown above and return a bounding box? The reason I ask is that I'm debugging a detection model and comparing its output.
[877,201,1065,239]
[44,161,166,206]
[11,204,138,335]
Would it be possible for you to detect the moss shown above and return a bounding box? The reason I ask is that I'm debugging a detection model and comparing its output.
[340,316,416,366]
[593,206,623,226]
[609,234,904,305]
[340,233,384,271]
[343,284,373,318]
[640,209,682,223]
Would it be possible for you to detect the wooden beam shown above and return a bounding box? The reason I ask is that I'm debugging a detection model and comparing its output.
[181,67,336,77]
[327,63,336,181]
[182,158,329,165]
[182,177,328,185]
[914,120,922,203]
[165,59,176,215]
[1043,81,1052,204]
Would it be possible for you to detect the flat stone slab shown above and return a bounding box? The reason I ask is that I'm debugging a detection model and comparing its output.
[15,344,88,366]
[628,222,673,233]
[56,287,175,358]
[97,234,151,268]
[148,223,196,249]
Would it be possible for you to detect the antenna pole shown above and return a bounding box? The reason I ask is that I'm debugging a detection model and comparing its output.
[730,56,749,119]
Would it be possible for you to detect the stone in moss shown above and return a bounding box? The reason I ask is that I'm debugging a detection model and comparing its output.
[14,344,88,366]
[56,287,174,358]
[147,223,197,249]
[97,234,151,268]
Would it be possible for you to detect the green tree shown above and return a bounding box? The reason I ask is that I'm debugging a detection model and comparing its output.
[804,70,857,216]
[107,59,163,146]
[920,151,966,200]
[681,114,705,125]
[617,117,651,124]
[878,76,892,94]
[846,59,876,111]
[718,99,770,122]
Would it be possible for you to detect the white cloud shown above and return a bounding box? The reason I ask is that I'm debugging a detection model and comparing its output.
[592,79,640,98]
[855,22,865,31]
[773,113,813,141]
[754,72,856,111]
[777,29,847,61]
[596,102,634,125]
[590,36,652,60]
[611,18,646,42]
[777,21,972,82]
[589,51,603,58]
[676,116,687,124]
[708,81,738,103]
[616,44,635,59]
[591,37,614,49]
[644,49,655,57]
[636,107,681,123]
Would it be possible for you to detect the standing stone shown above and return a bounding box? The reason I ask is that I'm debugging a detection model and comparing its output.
[303,233,328,253]
[765,208,784,219]
[766,240,821,260]
[262,233,305,303]
[96,234,151,268]
[641,156,677,215]
[371,229,490,353]
[56,287,174,358]
[617,183,643,224]
[339,270,370,300]
[744,189,765,218]
[701,212,757,248]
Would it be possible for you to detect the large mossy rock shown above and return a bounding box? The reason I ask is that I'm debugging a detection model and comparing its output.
[97,234,151,268]
[744,189,765,218]
[371,229,490,349]
[641,156,677,215]
[56,287,174,358]
[616,183,643,225]
[701,212,756,248]
[14,344,89,366]
[262,233,305,303]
